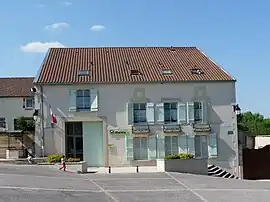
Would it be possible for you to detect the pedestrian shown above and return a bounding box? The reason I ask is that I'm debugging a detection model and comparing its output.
[59,155,66,171]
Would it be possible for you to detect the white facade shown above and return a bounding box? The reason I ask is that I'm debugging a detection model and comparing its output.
[34,81,239,175]
[0,97,34,130]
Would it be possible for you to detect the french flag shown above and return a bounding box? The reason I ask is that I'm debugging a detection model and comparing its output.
[50,106,57,124]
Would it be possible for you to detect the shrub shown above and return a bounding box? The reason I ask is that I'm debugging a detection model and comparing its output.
[164,153,194,160]
[67,158,81,162]
[48,154,63,163]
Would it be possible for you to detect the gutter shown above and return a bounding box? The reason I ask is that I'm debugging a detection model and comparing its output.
[40,85,45,158]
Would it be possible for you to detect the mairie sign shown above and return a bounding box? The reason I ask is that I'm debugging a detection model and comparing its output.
[109,129,130,136]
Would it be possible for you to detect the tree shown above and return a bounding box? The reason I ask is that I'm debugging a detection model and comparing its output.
[15,116,35,132]
[238,112,270,136]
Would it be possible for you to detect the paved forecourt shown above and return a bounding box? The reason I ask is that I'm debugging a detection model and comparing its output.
[0,164,270,201]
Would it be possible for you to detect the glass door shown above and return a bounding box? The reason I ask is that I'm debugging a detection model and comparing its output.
[133,137,148,160]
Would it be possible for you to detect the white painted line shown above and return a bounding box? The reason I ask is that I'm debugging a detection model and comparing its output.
[0,173,86,181]
[107,188,186,192]
[0,186,101,193]
[166,172,208,202]
[85,175,119,202]
[92,178,171,181]
[193,188,270,192]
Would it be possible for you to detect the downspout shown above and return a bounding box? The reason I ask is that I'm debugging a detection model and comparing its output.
[40,85,45,158]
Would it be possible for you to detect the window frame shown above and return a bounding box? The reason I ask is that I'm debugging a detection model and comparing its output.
[194,101,203,123]
[25,97,34,109]
[194,135,208,159]
[0,118,6,129]
[133,136,148,160]
[165,135,179,156]
[133,103,147,124]
[76,89,91,112]
[164,102,178,124]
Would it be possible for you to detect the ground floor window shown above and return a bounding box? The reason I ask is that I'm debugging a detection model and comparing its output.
[195,135,208,158]
[165,136,179,156]
[133,137,148,160]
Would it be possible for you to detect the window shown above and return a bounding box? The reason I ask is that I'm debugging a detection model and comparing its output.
[133,137,148,160]
[0,118,6,128]
[195,136,208,158]
[77,70,89,76]
[161,69,172,75]
[76,90,90,112]
[25,98,34,109]
[133,103,146,124]
[14,119,18,130]
[194,102,203,123]
[165,136,179,156]
[164,103,177,123]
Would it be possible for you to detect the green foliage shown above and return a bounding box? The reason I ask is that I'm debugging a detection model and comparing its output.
[164,153,194,160]
[15,116,35,132]
[238,112,270,136]
[67,158,81,162]
[47,154,63,163]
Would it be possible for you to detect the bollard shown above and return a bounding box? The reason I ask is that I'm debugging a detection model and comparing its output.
[109,166,111,173]
[136,165,139,173]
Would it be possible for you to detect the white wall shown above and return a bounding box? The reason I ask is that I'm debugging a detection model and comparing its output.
[0,97,34,130]
[35,81,238,174]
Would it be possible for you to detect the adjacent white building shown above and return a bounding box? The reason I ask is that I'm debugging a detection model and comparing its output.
[33,47,240,176]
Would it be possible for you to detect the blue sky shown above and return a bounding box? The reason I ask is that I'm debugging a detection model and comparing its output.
[0,0,269,117]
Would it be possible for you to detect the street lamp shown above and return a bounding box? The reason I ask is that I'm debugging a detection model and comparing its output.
[233,104,241,116]
[33,109,39,122]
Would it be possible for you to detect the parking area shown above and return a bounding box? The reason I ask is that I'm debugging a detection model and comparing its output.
[0,165,270,201]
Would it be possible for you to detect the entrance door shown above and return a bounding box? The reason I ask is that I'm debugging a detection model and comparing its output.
[83,122,104,167]
[133,137,148,160]
[66,122,83,160]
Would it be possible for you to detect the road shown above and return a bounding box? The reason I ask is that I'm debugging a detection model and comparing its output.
[0,164,269,201]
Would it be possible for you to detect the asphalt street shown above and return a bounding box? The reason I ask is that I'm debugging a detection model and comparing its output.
[0,164,269,201]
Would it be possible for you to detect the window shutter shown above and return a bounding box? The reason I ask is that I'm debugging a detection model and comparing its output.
[177,102,187,124]
[188,102,195,123]
[187,135,195,155]
[202,101,209,124]
[157,134,165,159]
[155,103,164,124]
[179,134,188,153]
[208,133,218,158]
[146,103,155,124]
[148,135,157,160]
[68,90,77,112]
[90,89,98,112]
[22,98,25,108]
[126,103,133,125]
[125,135,134,161]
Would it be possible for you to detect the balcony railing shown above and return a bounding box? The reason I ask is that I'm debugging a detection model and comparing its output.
[163,123,181,133]
[132,123,150,134]
[192,123,211,132]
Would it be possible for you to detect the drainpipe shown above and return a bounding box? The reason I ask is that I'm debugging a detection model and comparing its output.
[40,85,45,158]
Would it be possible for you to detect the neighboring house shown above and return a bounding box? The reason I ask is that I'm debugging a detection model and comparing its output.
[33,47,239,176]
[0,77,35,158]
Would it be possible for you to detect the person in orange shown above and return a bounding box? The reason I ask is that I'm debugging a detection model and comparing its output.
[59,155,66,171]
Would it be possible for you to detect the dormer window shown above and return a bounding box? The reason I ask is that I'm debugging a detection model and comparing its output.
[130,69,142,75]
[191,68,204,75]
[161,69,172,75]
[78,70,89,76]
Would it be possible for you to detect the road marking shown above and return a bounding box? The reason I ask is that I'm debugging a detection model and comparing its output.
[85,175,120,202]
[0,173,86,181]
[193,188,270,192]
[92,177,171,181]
[166,172,208,202]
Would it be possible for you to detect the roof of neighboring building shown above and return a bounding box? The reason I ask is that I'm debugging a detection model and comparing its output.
[0,77,34,97]
[35,47,235,84]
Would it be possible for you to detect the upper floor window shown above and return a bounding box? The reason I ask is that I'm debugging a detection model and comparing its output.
[24,97,34,109]
[76,90,91,112]
[164,103,177,123]
[0,118,6,129]
[194,102,203,123]
[133,103,147,124]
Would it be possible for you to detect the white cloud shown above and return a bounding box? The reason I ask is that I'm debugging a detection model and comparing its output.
[45,22,70,31]
[62,1,72,6]
[90,25,105,32]
[20,41,66,53]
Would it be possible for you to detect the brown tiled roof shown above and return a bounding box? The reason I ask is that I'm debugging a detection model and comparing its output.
[0,77,34,97]
[35,47,235,84]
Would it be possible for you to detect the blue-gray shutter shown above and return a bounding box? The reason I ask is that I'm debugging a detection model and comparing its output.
[148,135,157,160]
[155,103,164,124]
[157,134,165,159]
[177,102,187,124]
[126,103,133,125]
[146,103,155,124]
[208,133,218,158]
[125,135,134,160]
[90,89,98,112]
[187,135,195,155]
[68,89,77,112]
[179,134,188,153]
[188,102,195,123]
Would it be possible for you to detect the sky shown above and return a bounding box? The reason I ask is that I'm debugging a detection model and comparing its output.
[0,0,269,117]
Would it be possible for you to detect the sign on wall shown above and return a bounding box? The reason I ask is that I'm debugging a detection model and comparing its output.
[109,129,130,136]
